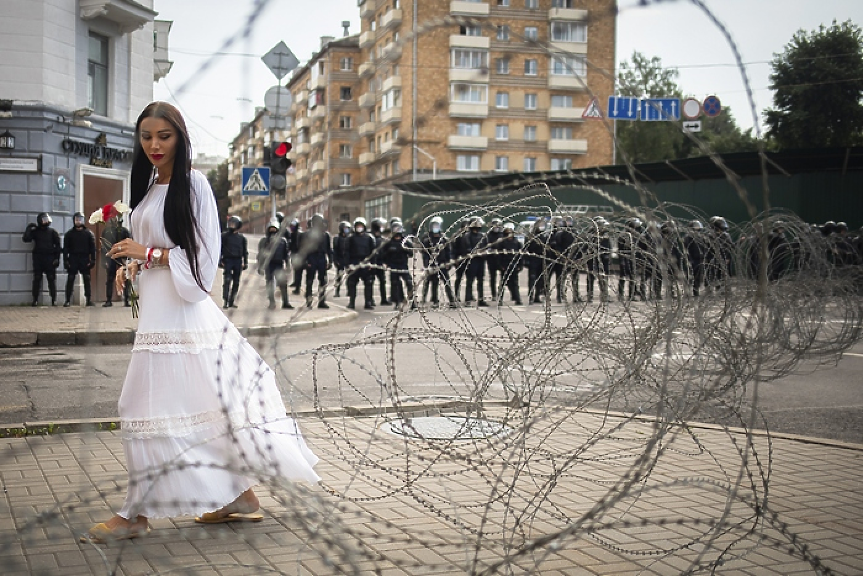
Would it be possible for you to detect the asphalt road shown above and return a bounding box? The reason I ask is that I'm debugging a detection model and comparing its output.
[1,305,862,443]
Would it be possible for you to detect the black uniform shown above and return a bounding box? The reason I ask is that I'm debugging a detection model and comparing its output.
[484,226,505,300]
[617,228,641,301]
[63,224,97,305]
[101,222,131,306]
[526,228,551,303]
[23,221,61,305]
[684,230,708,296]
[258,230,291,309]
[451,224,470,301]
[288,223,303,293]
[382,234,414,306]
[220,229,248,308]
[301,227,333,307]
[371,230,390,305]
[346,229,376,309]
[551,224,576,302]
[421,231,456,306]
[332,229,349,296]
[586,227,611,301]
[463,228,488,305]
[496,232,523,305]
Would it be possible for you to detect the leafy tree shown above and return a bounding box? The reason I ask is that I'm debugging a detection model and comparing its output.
[615,52,759,163]
[207,161,231,229]
[765,20,863,148]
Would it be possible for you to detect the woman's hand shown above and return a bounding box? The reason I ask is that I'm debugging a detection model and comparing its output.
[115,261,139,295]
[107,239,148,262]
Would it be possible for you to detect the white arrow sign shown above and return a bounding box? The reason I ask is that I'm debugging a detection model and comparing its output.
[683,120,702,132]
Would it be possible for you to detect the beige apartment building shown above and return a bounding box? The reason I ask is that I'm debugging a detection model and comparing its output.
[233,0,615,229]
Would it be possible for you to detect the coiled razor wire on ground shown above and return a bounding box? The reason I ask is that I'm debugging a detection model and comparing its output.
[3,0,863,574]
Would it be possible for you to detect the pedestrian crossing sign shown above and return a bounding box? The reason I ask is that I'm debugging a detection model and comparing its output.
[242,166,270,196]
[582,98,604,120]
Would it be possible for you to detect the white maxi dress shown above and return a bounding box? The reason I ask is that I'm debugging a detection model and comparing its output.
[117,170,319,520]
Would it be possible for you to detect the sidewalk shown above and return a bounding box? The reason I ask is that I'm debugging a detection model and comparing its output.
[0,265,357,347]
[0,408,861,575]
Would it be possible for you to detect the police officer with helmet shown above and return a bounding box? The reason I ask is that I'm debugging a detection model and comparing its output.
[220,215,248,309]
[302,213,334,309]
[421,216,457,308]
[346,217,376,309]
[332,220,351,297]
[23,212,61,306]
[62,211,97,307]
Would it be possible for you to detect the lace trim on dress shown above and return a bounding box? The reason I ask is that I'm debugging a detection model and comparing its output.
[121,406,293,439]
[132,328,243,354]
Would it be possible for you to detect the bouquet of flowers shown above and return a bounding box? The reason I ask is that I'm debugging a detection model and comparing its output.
[90,201,139,318]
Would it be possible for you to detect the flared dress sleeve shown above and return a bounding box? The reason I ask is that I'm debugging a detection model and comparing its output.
[168,170,220,302]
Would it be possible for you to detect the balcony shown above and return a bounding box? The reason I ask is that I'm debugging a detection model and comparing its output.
[548,74,587,90]
[295,168,309,181]
[548,106,585,122]
[296,142,311,156]
[380,106,401,125]
[450,1,489,17]
[285,174,297,188]
[359,0,374,19]
[449,35,490,50]
[449,102,489,118]
[312,75,327,89]
[450,68,489,83]
[382,75,401,92]
[359,30,375,49]
[447,135,488,150]
[359,61,375,77]
[547,139,588,154]
[359,151,376,165]
[381,9,402,30]
[359,92,376,108]
[382,41,401,60]
[550,39,588,54]
[296,116,311,130]
[359,121,376,137]
[312,105,327,119]
[312,160,326,174]
[311,132,325,147]
[295,90,308,106]
[380,139,400,156]
[548,7,588,21]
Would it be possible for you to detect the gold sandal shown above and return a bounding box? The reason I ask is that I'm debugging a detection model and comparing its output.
[79,522,150,544]
[194,512,264,524]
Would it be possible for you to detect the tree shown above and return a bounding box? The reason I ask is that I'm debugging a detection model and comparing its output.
[207,161,231,229]
[615,52,760,163]
[765,20,863,149]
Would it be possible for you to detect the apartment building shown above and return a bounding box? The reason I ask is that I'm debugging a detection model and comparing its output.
[234,0,615,229]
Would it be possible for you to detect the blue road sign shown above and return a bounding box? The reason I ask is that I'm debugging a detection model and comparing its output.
[242,166,270,196]
[607,96,640,120]
[703,95,722,117]
[641,98,680,121]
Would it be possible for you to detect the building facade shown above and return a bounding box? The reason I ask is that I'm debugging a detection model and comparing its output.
[0,0,170,304]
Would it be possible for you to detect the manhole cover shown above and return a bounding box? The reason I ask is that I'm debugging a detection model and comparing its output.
[386,416,512,440]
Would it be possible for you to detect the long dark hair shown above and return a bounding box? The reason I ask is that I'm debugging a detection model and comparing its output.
[129,101,205,291]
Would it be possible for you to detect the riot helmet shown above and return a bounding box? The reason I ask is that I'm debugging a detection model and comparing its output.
[37,212,51,226]
[339,220,351,235]
[391,223,404,237]
[821,221,836,236]
[689,220,704,231]
[353,216,367,233]
[73,212,85,227]
[503,222,515,235]
[267,218,280,232]
[227,215,242,231]
[470,217,484,230]
[430,216,443,235]
[711,216,729,231]
[837,221,849,233]
[490,218,503,232]
[625,217,643,230]
[275,211,285,224]
[311,213,325,229]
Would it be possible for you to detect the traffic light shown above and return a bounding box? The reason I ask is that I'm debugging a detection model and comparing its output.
[271,141,292,176]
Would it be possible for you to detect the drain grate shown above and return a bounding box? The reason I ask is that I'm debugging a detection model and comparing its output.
[386,416,512,441]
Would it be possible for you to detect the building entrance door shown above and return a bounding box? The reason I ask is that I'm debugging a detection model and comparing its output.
[79,168,129,304]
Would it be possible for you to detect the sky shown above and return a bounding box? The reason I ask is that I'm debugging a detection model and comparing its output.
[152,0,863,158]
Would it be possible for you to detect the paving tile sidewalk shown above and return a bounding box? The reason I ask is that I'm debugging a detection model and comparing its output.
[1,410,861,575]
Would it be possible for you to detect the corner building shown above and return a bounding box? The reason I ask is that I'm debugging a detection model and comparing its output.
[280,0,616,227]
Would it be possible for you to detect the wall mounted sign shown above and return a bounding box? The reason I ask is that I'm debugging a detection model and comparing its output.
[61,133,131,168]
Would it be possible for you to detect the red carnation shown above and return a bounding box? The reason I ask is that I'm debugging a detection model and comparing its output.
[102,203,117,221]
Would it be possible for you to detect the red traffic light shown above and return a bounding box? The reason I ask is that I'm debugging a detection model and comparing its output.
[271,141,292,176]
[274,141,292,157]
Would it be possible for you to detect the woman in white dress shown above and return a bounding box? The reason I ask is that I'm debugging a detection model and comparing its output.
[82,102,319,544]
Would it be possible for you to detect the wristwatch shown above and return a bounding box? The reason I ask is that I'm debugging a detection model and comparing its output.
[151,248,163,266]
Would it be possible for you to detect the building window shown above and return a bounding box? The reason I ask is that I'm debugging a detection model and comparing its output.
[496,92,509,108]
[524,157,537,171]
[457,155,480,171]
[451,83,487,103]
[365,195,391,220]
[457,122,481,136]
[495,57,510,74]
[382,89,400,111]
[551,94,573,107]
[524,59,538,76]
[524,126,536,141]
[318,61,325,74]
[392,127,399,141]
[340,173,352,186]
[524,93,537,110]
[339,115,353,129]
[525,0,538,8]
[551,22,587,43]
[497,0,510,5]
[495,124,509,141]
[340,57,354,71]
[552,0,573,7]
[524,27,538,41]
[392,160,400,174]
[88,32,109,116]
[551,158,572,170]
[340,86,352,100]
[551,126,573,139]
[339,144,353,157]
[452,49,488,69]
[460,25,482,36]
[497,25,510,40]
[494,156,509,171]
[552,55,587,76]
